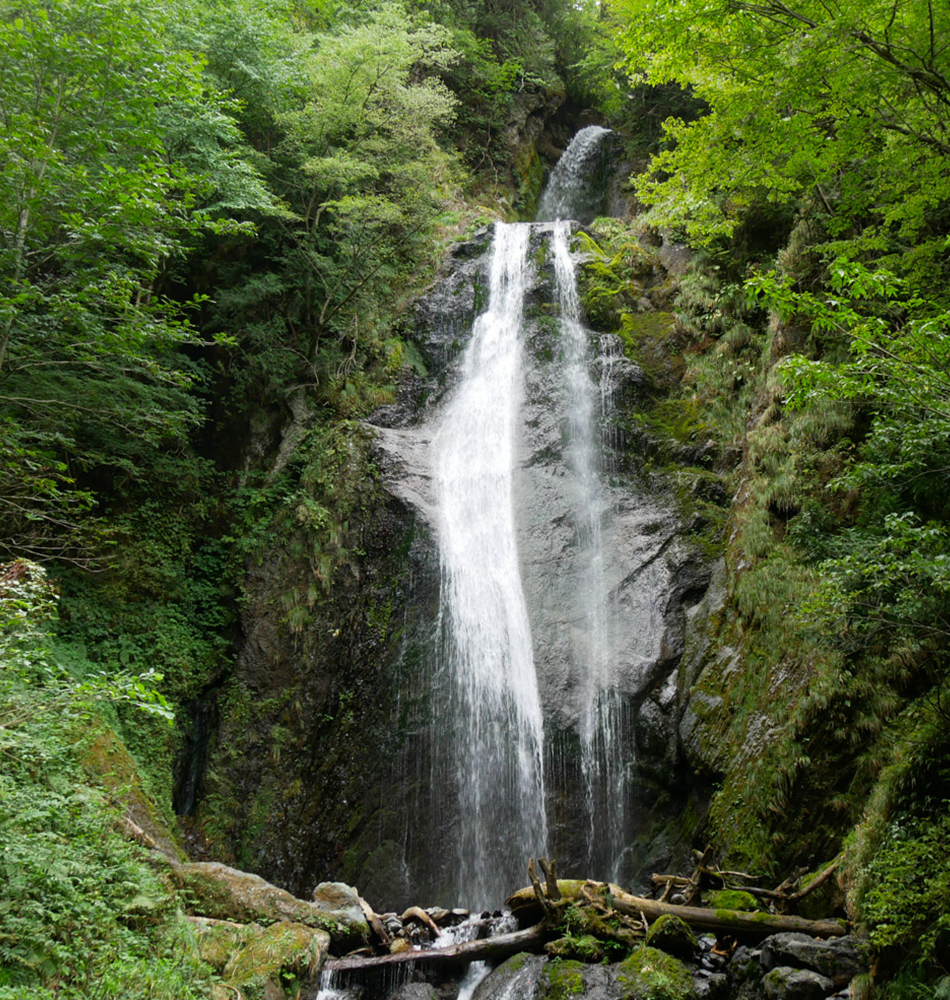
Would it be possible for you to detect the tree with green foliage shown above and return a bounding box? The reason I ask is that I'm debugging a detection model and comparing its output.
[0,0,270,561]
[609,0,950,274]
[208,2,461,414]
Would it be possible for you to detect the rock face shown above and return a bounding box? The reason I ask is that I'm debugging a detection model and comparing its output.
[194,218,713,910]
[369,224,712,896]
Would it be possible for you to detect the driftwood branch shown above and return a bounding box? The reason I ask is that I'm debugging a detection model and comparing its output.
[360,897,392,948]
[507,881,848,941]
[741,860,840,904]
[322,921,549,974]
[539,858,561,901]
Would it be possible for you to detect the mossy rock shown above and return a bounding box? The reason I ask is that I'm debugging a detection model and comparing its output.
[618,946,698,1000]
[224,921,329,984]
[646,914,698,959]
[81,724,186,862]
[794,865,844,922]
[539,959,586,1000]
[192,919,256,971]
[194,919,329,1000]
[172,862,359,946]
[474,953,545,999]
[513,143,544,218]
[545,934,607,963]
[706,890,761,913]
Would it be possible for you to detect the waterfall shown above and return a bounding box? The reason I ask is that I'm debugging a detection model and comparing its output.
[433,222,547,910]
[538,123,630,881]
[549,217,629,883]
[536,125,613,223]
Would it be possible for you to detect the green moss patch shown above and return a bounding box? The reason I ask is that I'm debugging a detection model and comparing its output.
[618,946,697,1000]
[645,914,698,958]
[705,890,761,913]
[540,959,586,1000]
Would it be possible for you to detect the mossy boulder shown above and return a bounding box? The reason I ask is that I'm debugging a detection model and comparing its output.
[471,953,547,1000]
[759,933,866,988]
[618,946,698,1000]
[81,725,186,862]
[706,890,761,913]
[539,959,586,1000]
[762,966,833,1000]
[646,914,699,959]
[192,918,330,1000]
[172,862,365,948]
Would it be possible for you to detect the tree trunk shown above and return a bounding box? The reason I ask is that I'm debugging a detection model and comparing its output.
[322,922,549,974]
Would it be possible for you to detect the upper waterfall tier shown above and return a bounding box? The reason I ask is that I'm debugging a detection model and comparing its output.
[536,125,613,223]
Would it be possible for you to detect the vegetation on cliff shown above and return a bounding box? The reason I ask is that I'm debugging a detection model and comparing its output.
[0,0,597,994]
[589,0,950,990]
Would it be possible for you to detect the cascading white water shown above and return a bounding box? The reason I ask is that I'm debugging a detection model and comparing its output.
[433,221,547,910]
[549,218,629,882]
[536,125,612,223]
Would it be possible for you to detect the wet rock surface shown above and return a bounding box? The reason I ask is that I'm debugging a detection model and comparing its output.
[452,926,865,1000]
[759,934,866,988]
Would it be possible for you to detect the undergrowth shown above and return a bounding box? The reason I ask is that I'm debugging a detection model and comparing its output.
[0,562,215,997]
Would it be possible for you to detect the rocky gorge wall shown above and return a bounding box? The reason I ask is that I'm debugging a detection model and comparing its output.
[189,199,729,912]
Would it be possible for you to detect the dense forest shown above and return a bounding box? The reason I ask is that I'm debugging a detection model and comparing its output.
[1,0,949,997]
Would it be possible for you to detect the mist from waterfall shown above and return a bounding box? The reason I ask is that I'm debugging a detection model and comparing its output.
[433,222,547,910]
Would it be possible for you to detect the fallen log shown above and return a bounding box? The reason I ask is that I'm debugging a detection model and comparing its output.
[506,881,848,941]
[322,921,549,974]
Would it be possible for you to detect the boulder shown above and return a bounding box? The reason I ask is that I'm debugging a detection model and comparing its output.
[391,985,440,1000]
[311,882,372,945]
[759,933,866,987]
[540,959,588,1000]
[762,966,834,1000]
[693,972,729,1000]
[172,862,368,948]
[472,953,546,1000]
[647,914,700,959]
[191,918,330,1000]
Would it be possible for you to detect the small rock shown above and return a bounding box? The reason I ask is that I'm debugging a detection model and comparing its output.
[762,966,834,1000]
[390,984,439,1000]
[729,945,763,985]
[389,937,412,954]
[694,972,729,1000]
